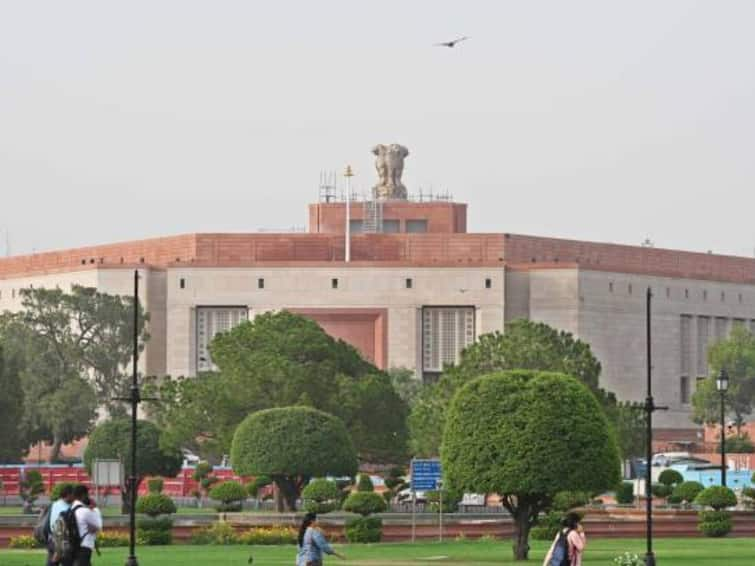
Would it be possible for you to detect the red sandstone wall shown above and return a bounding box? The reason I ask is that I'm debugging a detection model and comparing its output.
[309,202,467,234]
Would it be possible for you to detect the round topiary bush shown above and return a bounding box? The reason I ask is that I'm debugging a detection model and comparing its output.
[658,469,684,487]
[698,510,733,537]
[136,516,173,545]
[147,478,164,494]
[135,493,177,517]
[669,481,704,505]
[651,483,672,499]
[356,473,374,492]
[342,492,387,516]
[615,482,635,505]
[344,516,383,543]
[301,479,340,514]
[694,486,737,510]
[210,481,247,512]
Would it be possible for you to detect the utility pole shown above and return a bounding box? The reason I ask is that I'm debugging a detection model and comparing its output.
[344,165,353,263]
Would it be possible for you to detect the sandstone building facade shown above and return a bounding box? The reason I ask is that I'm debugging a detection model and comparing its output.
[3,199,755,433]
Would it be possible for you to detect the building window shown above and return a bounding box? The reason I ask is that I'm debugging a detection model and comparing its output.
[485,278,492,289]
[680,315,692,377]
[715,317,728,341]
[406,219,428,233]
[721,291,726,302]
[703,290,707,301]
[628,283,633,295]
[349,220,364,234]
[11,289,15,299]
[257,278,265,289]
[609,282,614,293]
[331,278,339,289]
[739,293,743,304]
[680,376,690,405]
[697,316,710,376]
[383,220,401,233]
[422,307,475,377]
[405,278,413,289]
[666,287,671,299]
[196,307,248,371]
[179,278,186,289]
[685,288,689,299]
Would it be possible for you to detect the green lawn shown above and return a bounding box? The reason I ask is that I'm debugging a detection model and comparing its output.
[2,539,754,565]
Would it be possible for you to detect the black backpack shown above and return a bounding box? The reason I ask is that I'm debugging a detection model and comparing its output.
[57,504,85,561]
[548,528,572,566]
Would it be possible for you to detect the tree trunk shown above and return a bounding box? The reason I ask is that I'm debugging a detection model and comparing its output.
[511,505,533,561]
[121,477,142,515]
[48,436,63,464]
[273,476,299,512]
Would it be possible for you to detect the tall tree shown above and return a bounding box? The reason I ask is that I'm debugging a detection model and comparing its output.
[693,324,755,433]
[408,319,634,457]
[148,311,408,463]
[0,346,28,463]
[18,285,149,416]
[442,370,620,561]
[0,313,96,462]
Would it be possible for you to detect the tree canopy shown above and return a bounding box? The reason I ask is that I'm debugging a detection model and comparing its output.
[693,324,755,432]
[442,370,620,561]
[148,311,408,463]
[0,346,27,463]
[230,406,358,511]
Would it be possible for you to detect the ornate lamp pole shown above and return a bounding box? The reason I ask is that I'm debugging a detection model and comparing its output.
[125,270,141,566]
[716,368,729,488]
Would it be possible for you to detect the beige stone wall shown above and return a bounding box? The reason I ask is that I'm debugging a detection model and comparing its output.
[164,266,506,377]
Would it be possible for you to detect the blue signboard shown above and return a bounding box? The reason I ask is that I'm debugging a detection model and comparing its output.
[411,458,442,491]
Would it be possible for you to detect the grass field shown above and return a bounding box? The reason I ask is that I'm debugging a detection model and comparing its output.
[2,539,754,565]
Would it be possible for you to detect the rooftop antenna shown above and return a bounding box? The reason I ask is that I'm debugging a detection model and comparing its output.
[344,165,354,263]
[319,171,338,203]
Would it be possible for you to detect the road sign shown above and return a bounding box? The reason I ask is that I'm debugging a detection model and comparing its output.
[411,458,442,491]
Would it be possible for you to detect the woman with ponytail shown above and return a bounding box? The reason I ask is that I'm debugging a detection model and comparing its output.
[296,512,344,566]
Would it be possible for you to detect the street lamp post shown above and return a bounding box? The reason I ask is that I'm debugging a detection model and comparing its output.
[716,368,729,488]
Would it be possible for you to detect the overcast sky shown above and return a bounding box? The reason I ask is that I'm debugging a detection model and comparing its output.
[2,1,754,257]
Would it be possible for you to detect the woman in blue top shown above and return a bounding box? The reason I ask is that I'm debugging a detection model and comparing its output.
[296,512,345,566]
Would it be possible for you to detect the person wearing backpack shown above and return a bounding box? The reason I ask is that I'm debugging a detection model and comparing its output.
[45,485,75,566]
[60,485,102,566]
[543,512,586,566]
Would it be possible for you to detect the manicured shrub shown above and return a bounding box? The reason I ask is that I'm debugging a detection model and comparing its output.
[698,510,733,537]
[210,481,247,512]
[742,486,755,508]
[237,526,298,545]
[552,490,591,511]
[147,478,164,494]
[98,531,130,547]
[190,521,238,545]
[135,493,176,517]
[50,482,82,501]
[136,516,173,545]
[615,482,635,504]
[344,516,383,543]
[342,492,387,516]
[530,512,562,540]
[651,483,672,499]
[301,479,340,514]
[658,469,684,487]
[20,470,44,508]
[695,486,737,510]
[247,475,272,497]
[8,535,42,549]
[357,473,374,492]
[669,481,704,505]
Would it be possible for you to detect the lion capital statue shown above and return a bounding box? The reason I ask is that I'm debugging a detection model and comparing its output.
[372,144,409,200]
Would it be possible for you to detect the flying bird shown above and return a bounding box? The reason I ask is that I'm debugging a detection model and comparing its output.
[435,36,469,48]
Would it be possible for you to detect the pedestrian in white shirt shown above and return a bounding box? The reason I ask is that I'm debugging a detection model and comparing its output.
[66,485,102,566]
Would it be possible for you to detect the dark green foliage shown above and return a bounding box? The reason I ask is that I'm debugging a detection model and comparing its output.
[147,478,164,494]
[357,473,374,492]
[721,434,755,453]
[344,516,383,543]
[189,521,238,545]
[615,482,635,504]
[670,481,704,505]
[136,516,173,545]
[0,346,27,462]
[552,491,591,511]
[50,482,81,501]
[150,311,408,463]
[84,418,182,512]
[19,470,44,507]
[658,469,684,487]
[247,475,272,497]
[698,510,733,537]
[651,483,672,498]
[342,492,388,516]
[442,370,621,561]
[135,493,176,517]
[230,407,357,511]
[694,486,738,510]
[301,479,340,514]
[742,487,755,508]
[530,512,564,541]
[209,481,247,511]
[193,461,218,500]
